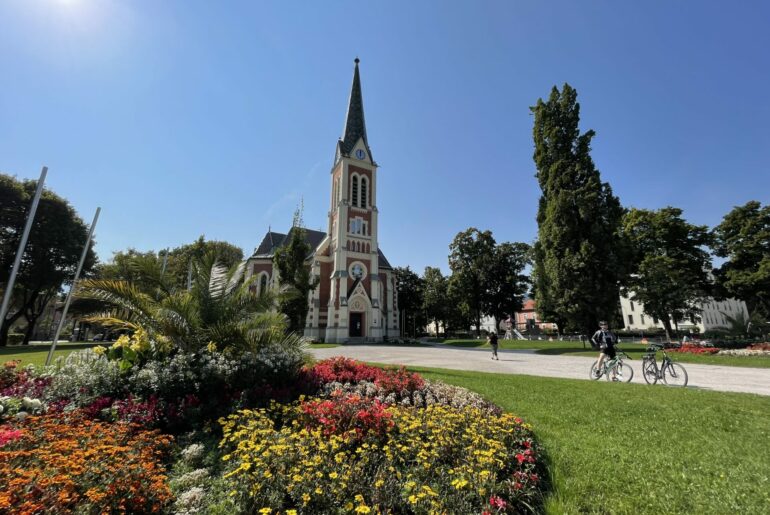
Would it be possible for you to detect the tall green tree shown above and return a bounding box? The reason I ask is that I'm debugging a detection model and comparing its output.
[531,84,626,335]
[448,228,497,336]
[0,174,97,346]
[712,201,770,322]
[486,242,531,328]
[393,266,425,337]
[273,210,319,334]
[622,207,713,340]
[422,266,448,337]
[164,236,244,290]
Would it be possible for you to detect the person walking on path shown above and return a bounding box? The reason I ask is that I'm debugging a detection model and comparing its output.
[488,331,499,360]
[592,320,618,380]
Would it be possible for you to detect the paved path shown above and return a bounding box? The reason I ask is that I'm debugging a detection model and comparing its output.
[309,344,770,396]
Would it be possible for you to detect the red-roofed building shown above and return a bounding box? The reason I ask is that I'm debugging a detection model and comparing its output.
[514,299,558,333]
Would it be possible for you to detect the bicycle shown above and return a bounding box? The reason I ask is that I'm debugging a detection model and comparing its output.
[641,343,688,387]
[589,350,634,383]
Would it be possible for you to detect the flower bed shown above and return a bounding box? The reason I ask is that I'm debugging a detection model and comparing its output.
[220,395,543,514]
[1,352,546,513]
[718,343,770,357]
[0,411,173,513]
[670,343,720,355]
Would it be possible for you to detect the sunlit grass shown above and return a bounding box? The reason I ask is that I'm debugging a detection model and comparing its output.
[409,366,770,514]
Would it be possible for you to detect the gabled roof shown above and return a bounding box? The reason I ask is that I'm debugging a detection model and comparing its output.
[337,58,374,163]
[250,227,393,271]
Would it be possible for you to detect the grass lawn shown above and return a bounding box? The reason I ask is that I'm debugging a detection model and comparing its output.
[1,342,98,368]
[441,339,770,368]
[411,366,770,514]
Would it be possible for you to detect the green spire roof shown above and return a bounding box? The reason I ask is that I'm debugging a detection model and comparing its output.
[338,58,374,163]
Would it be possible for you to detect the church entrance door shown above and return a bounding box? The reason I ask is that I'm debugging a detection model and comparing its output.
[350,312,364,337]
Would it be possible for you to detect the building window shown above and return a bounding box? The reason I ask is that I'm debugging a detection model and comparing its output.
[653,317,658,324]
[360,177,368,208]
[630,301,635,311]
[641,315,645,324]
[351,175,359,207]
[259,274,268,295]
[628,314,634,325]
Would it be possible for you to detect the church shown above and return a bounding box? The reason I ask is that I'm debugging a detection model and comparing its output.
[245,59,399,342]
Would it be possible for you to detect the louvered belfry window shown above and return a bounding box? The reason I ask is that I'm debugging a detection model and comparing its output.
[351,176,359,206]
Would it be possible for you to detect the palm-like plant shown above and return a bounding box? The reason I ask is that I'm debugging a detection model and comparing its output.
[77,252,300,354]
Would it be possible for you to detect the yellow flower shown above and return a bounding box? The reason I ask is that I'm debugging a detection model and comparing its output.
[113,334,130,349]
[329,472,338,479]
[286,511,298,515]
[374,479,384,488]
[355,506,371,514]
[92,345,106,356]
[207,341,218,352]
[259,509,271,514]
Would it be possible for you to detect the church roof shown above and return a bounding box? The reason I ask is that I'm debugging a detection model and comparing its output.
[337,58,374,163]
[250,227,392,270]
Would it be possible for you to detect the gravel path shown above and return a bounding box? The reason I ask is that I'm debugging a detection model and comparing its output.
[309,344,770,396]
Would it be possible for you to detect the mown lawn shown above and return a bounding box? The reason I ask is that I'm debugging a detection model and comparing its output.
[0,342,98,368]
[441,339,770,368]
[411,366,770,514]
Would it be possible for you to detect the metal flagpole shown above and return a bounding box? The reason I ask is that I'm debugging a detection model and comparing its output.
[0,166,48,329]
[45,207,101,366]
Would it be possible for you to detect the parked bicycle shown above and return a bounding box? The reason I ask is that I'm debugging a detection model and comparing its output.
[642,343,688,387]
[589,350,633,382]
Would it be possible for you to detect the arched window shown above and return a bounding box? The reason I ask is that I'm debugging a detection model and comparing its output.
[259,274,268,295]
[360,177,368,208]
[351,175,359,207]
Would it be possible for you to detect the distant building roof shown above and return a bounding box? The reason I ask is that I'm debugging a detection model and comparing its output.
[250,227,392,270]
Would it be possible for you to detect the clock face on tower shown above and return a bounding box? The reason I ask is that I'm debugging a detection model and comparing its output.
[355,148,366,160]
[351,264,364,279]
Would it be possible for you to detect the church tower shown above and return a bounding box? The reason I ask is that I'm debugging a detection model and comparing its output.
[249,59,398,343]
[306,58,397,342]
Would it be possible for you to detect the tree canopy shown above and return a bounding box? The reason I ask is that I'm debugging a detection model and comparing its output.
[622,207,713,340]
[273,209,319,334]
[393,266,425,338]
[531,84,626,335]
[712,201,770,321]
[0,173,97,345]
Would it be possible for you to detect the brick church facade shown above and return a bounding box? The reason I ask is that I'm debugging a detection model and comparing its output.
[245,59,399,342]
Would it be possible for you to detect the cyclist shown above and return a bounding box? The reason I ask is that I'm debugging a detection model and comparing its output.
[592,320,618,380]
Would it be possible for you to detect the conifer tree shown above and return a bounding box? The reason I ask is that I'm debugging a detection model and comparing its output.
[531,84,626,335]
[274,205,319,333]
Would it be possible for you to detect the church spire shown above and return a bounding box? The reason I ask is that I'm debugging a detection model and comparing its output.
[338,58,373,162]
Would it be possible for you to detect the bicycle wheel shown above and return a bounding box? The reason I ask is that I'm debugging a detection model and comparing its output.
[642,358,658,385]
[589,362,603,380]
[612,362,634,383]
[662,362,688,387]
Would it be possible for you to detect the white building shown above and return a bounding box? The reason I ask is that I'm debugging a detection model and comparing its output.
[619,293,749,333]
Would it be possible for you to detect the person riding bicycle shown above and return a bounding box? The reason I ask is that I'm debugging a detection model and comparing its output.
[592,320,618,380]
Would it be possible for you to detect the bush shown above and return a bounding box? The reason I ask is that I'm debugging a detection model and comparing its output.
[302,357,424,394]
[0,411,173,513]
[319,379,502,415]
[220,399,544,514]
[6,334,24,346]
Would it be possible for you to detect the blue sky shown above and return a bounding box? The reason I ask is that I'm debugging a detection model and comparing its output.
[2,0,768,274]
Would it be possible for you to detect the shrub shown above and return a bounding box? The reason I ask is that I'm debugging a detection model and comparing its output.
[303,357,424,394]
[0,411,173,513]
[220,399,544,513]
[319,379,502,415]
[42,351,124,405]
[299,392,394,440]
[7,334,24,346]
[670,343,719,355]
[0,361,22,390]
